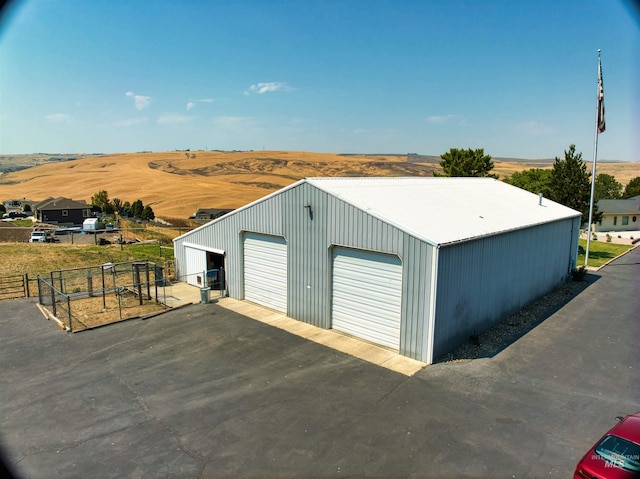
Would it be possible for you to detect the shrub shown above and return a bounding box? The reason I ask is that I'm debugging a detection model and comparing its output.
[571,265,587,281]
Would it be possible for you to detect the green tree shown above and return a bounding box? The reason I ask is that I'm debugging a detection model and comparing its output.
[131,199,144,219]
[549,144,598,224]
[141,205,155,221]
[594,173,622,200]
[90,190,111,213]
[437,148,497,178]
[121,201,132,218]
[111,198,124,214]
[23,203,32,212]
[504,168,552,196]
[623,176,640,198]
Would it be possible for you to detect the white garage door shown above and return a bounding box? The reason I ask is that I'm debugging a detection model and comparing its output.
[243,232,288,313]
[332,247,402,350]
[184,246,207,287]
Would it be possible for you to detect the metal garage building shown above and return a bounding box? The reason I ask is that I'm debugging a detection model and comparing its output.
[174,177,581,364]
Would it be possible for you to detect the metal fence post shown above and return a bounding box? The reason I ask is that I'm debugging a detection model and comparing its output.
[145,261,151,300]
[37,275,42,304]
[101,266,106,310]
[51,283,57,318]
[67,295,72,332]
[24,273,30,298]
[87,269,93,297]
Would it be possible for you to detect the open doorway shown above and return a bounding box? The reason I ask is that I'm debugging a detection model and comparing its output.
[206,252,226,293]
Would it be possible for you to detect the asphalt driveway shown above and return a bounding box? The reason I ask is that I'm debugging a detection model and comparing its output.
[1,247,638,478]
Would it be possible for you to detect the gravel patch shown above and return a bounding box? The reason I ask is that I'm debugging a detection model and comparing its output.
[437,279,590,363]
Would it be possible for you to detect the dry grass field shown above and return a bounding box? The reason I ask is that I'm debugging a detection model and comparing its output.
[0,150,637,219]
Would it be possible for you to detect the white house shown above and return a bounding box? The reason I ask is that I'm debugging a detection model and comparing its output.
[595,196,640,232]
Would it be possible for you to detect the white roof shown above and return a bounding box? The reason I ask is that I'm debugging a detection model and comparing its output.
[306,177,581,245]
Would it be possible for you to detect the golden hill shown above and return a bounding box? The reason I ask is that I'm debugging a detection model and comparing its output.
[0,150,637,219]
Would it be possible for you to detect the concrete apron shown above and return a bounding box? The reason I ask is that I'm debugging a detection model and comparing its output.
[158,282,222,308]
[216,297,426,377]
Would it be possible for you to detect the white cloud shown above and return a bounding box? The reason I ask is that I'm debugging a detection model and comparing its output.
[245,82,293,95]
[113,117,148,127]
[45,113,70,122]
[157,114,192,124]
[428,114,456,124]
[516,121,554,136]
[125,91,152,110]
[186,98,214,110]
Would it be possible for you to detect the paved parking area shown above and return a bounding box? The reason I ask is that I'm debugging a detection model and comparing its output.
[1,247,638,478]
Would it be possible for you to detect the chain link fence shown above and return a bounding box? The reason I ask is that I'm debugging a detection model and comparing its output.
[37,260,173,332]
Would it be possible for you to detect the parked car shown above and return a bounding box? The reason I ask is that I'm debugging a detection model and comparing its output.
[29,231,48,243]
[574,412,640,478]
[3,211,30,218]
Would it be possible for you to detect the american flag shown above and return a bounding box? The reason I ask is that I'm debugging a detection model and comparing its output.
[597,54,605,133]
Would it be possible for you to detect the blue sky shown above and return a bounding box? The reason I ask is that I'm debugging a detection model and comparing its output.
[0,0,638,161]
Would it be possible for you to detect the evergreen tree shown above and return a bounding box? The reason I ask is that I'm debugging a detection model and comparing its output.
[141,205,155,221]
[594,173,622,200]
[131,199,144,219]
[549,145,599,224]
[437,148,497,178]
[623,176,640,198]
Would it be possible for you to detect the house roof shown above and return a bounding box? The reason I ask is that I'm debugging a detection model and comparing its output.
[194,208,233,215]
[36,197,89,210]
[597,196,640,215]
[306,177,581,245]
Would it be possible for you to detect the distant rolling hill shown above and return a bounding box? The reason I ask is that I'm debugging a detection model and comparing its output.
[0,151,637,219]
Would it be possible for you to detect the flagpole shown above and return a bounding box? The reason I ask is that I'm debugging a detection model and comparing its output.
[585,49,603,267]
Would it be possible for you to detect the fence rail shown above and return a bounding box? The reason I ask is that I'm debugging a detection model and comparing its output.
[0,274,32,300]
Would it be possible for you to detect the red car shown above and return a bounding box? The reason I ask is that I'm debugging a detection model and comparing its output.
[574,412,640,478]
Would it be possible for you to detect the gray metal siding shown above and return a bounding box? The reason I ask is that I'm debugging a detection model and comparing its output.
[174,193,284,299]
[432,218,578,360]
[174,181,577,364]
[324,194,434,361]
[401,235,432,361]
[283,183,329,327]
[176,182,436,362]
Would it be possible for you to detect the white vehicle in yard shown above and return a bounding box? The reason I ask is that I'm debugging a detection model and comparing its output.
[29,231,48,243]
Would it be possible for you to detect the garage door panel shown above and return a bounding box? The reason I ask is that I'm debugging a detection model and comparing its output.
[332,294,400,318]
[244,233,287,313]
[332,312,400,339]
[332,298,400,325]
[331,247,402,350]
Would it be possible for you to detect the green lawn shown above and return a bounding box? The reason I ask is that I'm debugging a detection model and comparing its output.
[10,219,35,227]
[578,239,635,268]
